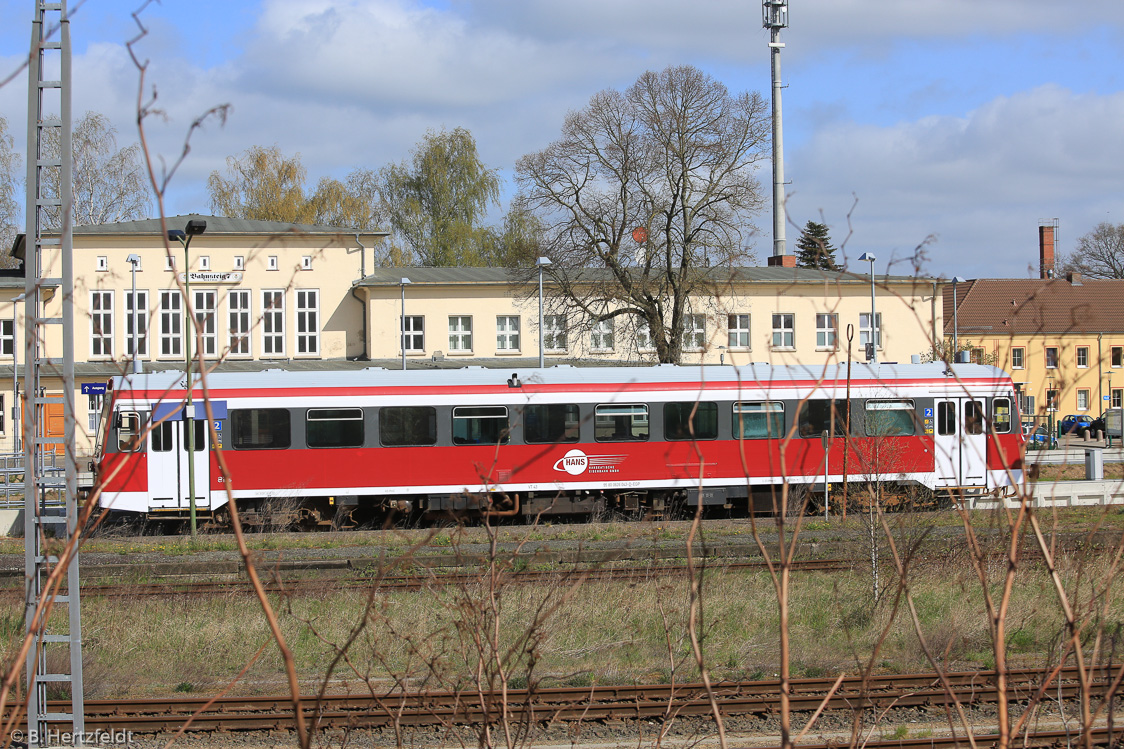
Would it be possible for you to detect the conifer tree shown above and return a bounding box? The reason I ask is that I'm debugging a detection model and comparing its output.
[794,221,839,270]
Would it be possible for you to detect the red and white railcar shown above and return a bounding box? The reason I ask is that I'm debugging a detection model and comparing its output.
[91,363,1024,524]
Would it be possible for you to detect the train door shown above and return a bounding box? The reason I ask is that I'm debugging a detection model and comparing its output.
[147,408,210,511]
[933,398,987,487]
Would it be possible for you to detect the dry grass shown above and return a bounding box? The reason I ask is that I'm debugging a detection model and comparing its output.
[6,548,1120,700]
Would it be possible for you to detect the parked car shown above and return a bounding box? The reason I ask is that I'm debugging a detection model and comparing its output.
[1024,424,1058,449]
[1090,408,1122,440]
[1059,413,1094,437]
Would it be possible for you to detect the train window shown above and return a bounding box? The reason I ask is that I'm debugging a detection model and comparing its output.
[117,411,140,452]
[230,408,291,450]
[796,399,848,438]
[151,420,173,452]
[964,401,984,435]
[306,408,364,448]
[452,406,510,446]
[864,400,916,436]
[992,398,1012,433]
[664,402,718,441]
[523,404,580,444]
[733,401,784,439]
[380,406,437,447]
[937,402,956,435]
[595,404,649,442]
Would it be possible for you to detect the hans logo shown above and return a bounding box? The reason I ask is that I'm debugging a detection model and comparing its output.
[552,449,626,476]
[553,449,589,476]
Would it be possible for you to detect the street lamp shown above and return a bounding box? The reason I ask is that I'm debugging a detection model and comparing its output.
[536,257,552,368]
[167,218,207,537]
[10,292,25,452]
[127,254,142,375]
[951,276,966,363]
[399,278,411,371]
[858,253,877,365]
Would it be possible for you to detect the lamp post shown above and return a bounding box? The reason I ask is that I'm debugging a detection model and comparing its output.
[10,290,24,449]
[167,219,207,537]
[951,276,966,362]
[399,278,411,371]
[536,257,552,368]
[858,253,877,364]
[127,254,142,374]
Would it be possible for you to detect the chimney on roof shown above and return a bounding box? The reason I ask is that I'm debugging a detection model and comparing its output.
[1068,271,1082,286]
[767,255,796,268]
[1039,223,1056,279]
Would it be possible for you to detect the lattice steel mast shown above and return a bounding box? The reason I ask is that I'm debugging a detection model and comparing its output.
[23,1,83,744]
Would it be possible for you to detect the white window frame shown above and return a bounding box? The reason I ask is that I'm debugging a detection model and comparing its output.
[228,289,251,357]
[449,316,473,352]
[1077,346,1089,368]
[234,255,245,271]
[543,315,567,353]
[262,290,285,357]
[402,315,424,353]
[159,290,182,358]
[96,256,108,272]
[295,289,320,356]
[193,289,218,358]
[199,256,210,271]
[0,319,13,358]
[637,320,655,353]
[88,393,104,434]
[267,256,279,271]
[1077,389,1090,411]
[1045,346,1059,369]
[682,314,706,351]
[771,313,795,349]
[1011,347,1025,369]
[591,318,614,353]
[859,312,882,350]
[125,289,149,358]
[816,313,837,350]
[90,290,114,359]
[727,314,750,350]
[301,256,313,270]
[496,316,520,352]
[165,255,175,271]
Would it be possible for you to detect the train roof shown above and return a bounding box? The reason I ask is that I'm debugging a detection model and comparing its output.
[107,362,1012,394]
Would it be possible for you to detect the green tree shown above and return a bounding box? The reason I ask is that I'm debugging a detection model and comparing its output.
[42,111,150,229]
[378,127,500,266]
[208,145,380,229]
[0,116,20,263]
[794,221,839,270]
[516,65,769,363]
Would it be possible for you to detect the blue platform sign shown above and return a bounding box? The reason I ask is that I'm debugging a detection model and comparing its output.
[924,407,934,418]
[81,382,107,395]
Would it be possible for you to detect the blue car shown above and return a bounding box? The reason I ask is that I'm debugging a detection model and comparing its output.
[1024,424,1058,449]
[1059,414,1094,437]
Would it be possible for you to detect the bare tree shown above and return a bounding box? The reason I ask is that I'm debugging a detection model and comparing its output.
[0,115,19,264]
[42,110,151,229]
[1062,222,1124,279]
[516,64,769,363]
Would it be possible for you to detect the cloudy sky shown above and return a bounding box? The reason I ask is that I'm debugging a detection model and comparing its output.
[2,0,1122,280]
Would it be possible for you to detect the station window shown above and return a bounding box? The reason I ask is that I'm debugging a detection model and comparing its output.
[864,400,916,436]
[1045,347,1059,369]
[664,402,718,441]
[379,406,436,447]
[452,406,509,446]
[732,401,784,440]
[1113,347,1123,368]
[1113,389,1123,409]
[306,408,364,448]
[594,404,649,442]
[1077,346,1089,368]
[523,404,580,444]
[1077,389,1090,411]
[1010,347,1024,369]
[230,408,291,450]
[1046,389,1059,411]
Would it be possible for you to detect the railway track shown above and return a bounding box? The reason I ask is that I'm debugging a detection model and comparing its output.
[6,666,1115,734]
[0,558,851,599]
